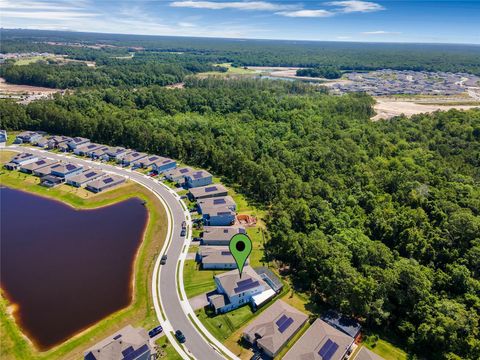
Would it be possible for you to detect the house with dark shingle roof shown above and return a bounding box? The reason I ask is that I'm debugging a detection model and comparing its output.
[243,300,308,358]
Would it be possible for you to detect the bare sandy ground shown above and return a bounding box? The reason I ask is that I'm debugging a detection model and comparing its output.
[372,98,479,120]
[0,77,59,95]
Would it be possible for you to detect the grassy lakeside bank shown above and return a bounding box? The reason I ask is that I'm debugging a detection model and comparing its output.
[0,151,169,360]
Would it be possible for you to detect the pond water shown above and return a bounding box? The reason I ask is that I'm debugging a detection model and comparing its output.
[0,187,148,350]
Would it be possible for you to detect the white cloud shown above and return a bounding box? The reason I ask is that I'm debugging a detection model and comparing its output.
[170,1,297,11]
[276,9,334,18]
[336,35,352,40]
[178,21,196,27]
[362,30,401,35]
[326,1,385,13]
[0,0,99,21]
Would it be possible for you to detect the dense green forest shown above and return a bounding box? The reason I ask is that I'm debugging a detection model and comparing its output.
[1,78,479,359]
[296,67,342,79]
[2,29,480,76]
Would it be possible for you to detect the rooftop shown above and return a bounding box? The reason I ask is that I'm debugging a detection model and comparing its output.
[199,246,246,265]
[50,162,82,174]
[68,169,105,184]
[188,170,212,180]
[202,226,246,242]
[215,266,267,297]
[189,184,228,198]
[354,347,385,360]
[283,318,355,360]
[243,300,308,356]
[198,196,236,209]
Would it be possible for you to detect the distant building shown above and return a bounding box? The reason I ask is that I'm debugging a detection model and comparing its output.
[164,167,194,184]
[66,169,105,187]
[185,170,213,188]
[14,131,42,144]
[50,162,84,178]
[86,174,126,193]
[4,152,39,170]
[84,325,152,360]
[33,136,49,148]
[104,146,128,161]
[67,137,90,150]
[197,246,249,269]
[188,184,228,201]
[119,151,148,167]
[90,146,110,159]
[208,266,272,314]
[47,135,71,150]
[19,158,57,174]
[243,300,308,358]
[201,226,245,246]
[74,143,97,156]
[283,318,355,360]
[151,157,176,173]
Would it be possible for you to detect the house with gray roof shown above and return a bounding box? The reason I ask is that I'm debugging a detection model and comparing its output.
[188,184,228,200]
[243,299,308,358]
[164,166,194,184]
[86,174,126,193]
[89,145,110,159]
[208,266,268,314]
[67,137,90,150]
[201,226,246,245]
[119,151,148,167]
[103,146,128,161]
[19,158,57,174]
[50,162,83,178]
[283,318,355,360]
[197,246,249,269]
[4,152,39,170]
[198,196,236,213]
[201,204,236,226]
[84,325,152,360]
[185,170,213,188]
[133,155,162,168]
[66,169,105,187]
[14,131,42,144]
[33,136,49,148]
[47,135,71,150]
[74,143,103,156]
[151,156,176,173]
[33,161,60,177]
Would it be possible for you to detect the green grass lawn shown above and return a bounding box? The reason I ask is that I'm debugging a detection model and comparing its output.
[155,336,183,360]
[364,338,408,360]
[195,306,255,342]
[183,260,224,298]
[246,227,267,267]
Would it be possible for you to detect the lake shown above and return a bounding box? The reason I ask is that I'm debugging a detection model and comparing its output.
[0,187,148,350]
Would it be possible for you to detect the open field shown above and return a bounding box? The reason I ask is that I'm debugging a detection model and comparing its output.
[372,97,479,120]
[0,78,60,95]
[0,152,169,360]
[183,260,224,299]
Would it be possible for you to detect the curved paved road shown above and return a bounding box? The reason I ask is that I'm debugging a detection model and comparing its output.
[5,146,225,360]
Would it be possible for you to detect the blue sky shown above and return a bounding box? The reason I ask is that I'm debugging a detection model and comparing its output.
[1,0,479,44]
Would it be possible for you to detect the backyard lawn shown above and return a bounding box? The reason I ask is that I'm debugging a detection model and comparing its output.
[183,260,224,298]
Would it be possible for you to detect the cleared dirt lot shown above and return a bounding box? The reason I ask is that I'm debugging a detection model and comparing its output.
[372,97,479,120]
[0,77,59,95]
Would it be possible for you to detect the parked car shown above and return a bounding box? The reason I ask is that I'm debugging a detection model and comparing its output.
[193,237,201,242]
[175,330,186,343]
[180,229,186,237]
[148,325,163,338]
[160,255,167,265]
[148,172,158,177]
[181,221,186,229]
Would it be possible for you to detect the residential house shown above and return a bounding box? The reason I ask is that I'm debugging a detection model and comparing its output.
[14,131,42,144]
[283,318,355,360]
[208,266,269,314]
[0,130,7,143]
[19,158,57,174]
[66,169,105,187]
[164,167,194,184]
[151,157,176,173]
[86,174,126,193]
[104,146,128,161]
[133,155,162,168]
[74,143,102,156]
[188,184,228,201]
[40,175,63,187]
[243,300,308,358]
[67,137,90,150]
[33,136,49,148]
[201,205,236,226]
[89,145,110,159]
[4,152,39,170]
[201,226,246,246]
[119,151,147,167]
[84,325,152,360]
[185,170,213,188]
[321,311,362,341]
[197,246,249,269]
[50,162,84,178]
[47,135,72,150]
[82,144,104,157]
[33,162,60,177]
[198,196,236,213]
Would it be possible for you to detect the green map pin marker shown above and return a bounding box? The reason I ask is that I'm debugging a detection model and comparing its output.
[229,233,252,278]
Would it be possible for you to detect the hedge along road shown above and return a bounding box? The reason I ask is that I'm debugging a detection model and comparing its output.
[5,145,236,360]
